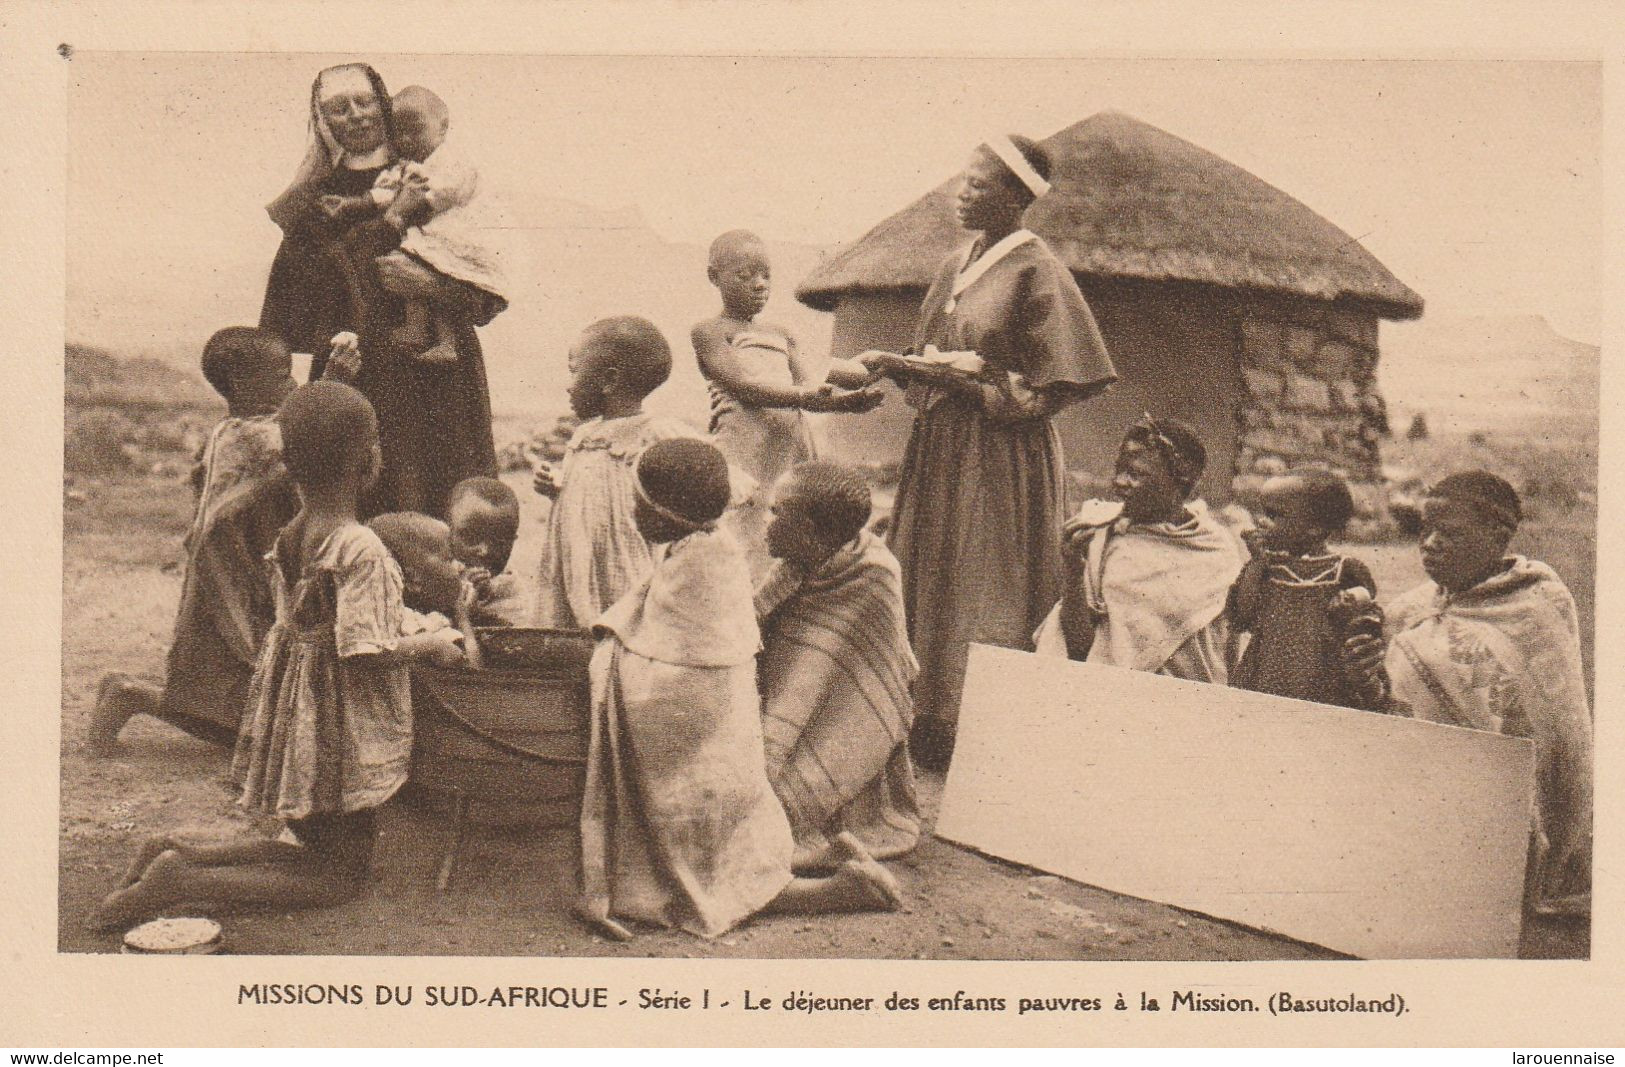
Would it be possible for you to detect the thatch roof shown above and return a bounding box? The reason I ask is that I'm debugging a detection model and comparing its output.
[797,112,1423,320]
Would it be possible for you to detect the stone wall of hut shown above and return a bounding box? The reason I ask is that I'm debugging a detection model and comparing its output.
[1232,296,1391,536]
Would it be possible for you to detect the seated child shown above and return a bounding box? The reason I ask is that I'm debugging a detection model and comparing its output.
[579,439,901,941]
[1380,471,1592,916]
[91,382,466,933]
[446,476,526,627]
[89,327,300,754]
[534,316,708,629]
[325,85,506,363]
[755,462,921,872]
[692,230,883,579]
[1228,467,1382,710]
[367,511,482,668]
[1034,415,1241,685]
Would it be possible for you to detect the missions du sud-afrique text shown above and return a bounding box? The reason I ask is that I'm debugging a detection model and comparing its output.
[236,984,1405,1016]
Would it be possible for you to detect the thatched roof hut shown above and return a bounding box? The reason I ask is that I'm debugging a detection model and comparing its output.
[797,111,1422,520]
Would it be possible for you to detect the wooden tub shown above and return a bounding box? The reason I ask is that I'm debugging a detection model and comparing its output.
[408,628,594,888]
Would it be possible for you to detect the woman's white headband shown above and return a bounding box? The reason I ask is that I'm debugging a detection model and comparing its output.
[983,135,1051,198]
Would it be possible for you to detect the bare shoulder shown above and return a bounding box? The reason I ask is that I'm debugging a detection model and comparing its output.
[691,316,732,345]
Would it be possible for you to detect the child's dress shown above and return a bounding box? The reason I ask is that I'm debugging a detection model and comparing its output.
[705,330,817,489]
[535,413,702,629]
[705,330,816,581]
[1228,553,1376,709]
[579,527,794,937]
[158,413,298,745]
[233,522,413,821]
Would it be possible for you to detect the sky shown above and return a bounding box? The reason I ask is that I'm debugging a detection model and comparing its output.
[67,53,1601,343]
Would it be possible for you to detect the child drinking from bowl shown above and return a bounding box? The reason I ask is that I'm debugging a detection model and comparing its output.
[368,511,482,667]
[91,383,466,933]
[447,476,525,627]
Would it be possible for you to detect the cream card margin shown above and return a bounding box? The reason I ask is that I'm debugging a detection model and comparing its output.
[2,0,1621,1049]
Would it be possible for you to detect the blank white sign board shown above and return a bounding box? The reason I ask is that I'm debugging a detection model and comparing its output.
[935,644,1535,959]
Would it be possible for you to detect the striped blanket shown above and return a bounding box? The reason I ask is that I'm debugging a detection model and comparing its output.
[758,531,922,870]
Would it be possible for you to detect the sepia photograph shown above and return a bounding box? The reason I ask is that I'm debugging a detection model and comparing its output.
[48,48,1602,970]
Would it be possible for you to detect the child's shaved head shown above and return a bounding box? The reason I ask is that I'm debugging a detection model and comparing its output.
[449,475,518,517]
[200,326,290,401]
[278,381,377,488]
[637,438,732,526]
[707,229,767,271]
[369,511,451,570]
[392,85,450,161]
[447,476,520,573]
[579,315,673,400]
[369,511,461,613]
[782,463,872,545]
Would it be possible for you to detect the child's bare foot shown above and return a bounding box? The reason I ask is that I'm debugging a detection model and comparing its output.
[88,673,158,756]
[90,849,187,933]
[828,832,903,911]
[119,836,182,888]
[572,902,634,942]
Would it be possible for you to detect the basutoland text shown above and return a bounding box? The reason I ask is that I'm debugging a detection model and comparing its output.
[234,985,1405,1017]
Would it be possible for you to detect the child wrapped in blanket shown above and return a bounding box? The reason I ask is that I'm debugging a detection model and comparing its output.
[578,439,901,941]
[754,462,921,872]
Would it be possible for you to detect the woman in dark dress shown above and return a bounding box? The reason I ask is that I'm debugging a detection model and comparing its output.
[859,136,1117,770]
[259,63,500,518]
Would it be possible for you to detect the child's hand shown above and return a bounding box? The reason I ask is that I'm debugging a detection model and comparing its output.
[798,384,840,412]
[858,351,911,380]
[532,462,563,499]
[1061,524,1092,564]
[462,567,493,600]
[1062,499,1124,538]
[824,387,886,413]
[454,577,481,619]
[423,627,467,668]
[322,333,362,382]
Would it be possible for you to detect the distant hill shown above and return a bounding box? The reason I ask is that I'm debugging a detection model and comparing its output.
[65,341,215,412]
[1378,313,1599,441]
[65,195,838,428]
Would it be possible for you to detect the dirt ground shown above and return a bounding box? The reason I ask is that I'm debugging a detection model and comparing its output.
[58,468,1587,960]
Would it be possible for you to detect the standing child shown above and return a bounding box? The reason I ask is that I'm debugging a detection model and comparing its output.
[692,230,882,577]
[446,476,526,627]
[579,439,902,940]
[1228,467,1383,710]
[534,316,708,629]
[89,327,300,754]
[90,383,465,933]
